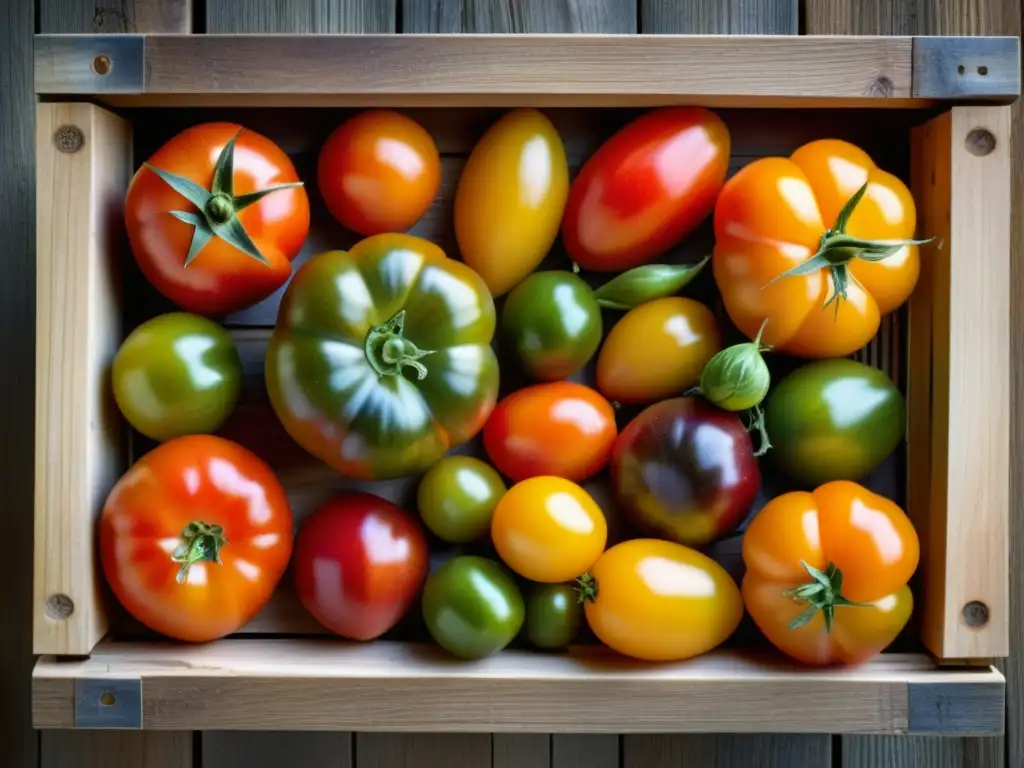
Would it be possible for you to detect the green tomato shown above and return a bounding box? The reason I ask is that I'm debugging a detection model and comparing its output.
[422,555,524,660]
[525,583,582,650]
[500,271,602,381]
[112,313,242,442]
[417,456,506,543]
[763,359,905,487]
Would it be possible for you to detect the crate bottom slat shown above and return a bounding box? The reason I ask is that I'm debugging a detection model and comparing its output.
[32,639,1004,736]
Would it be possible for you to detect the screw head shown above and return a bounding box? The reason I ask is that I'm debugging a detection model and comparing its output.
[962,600,990,628]
[54,126,85,154]
[965,129,996,157]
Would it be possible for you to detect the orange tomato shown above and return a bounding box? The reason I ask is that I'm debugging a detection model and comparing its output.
[491,476,607,583]
[317,110,441,236]
[713,139,921,358]
[454,109,569,296]
[580,539,743,661]
[741,480,919,666]
[483,381,617,482]
[596,297,721,404]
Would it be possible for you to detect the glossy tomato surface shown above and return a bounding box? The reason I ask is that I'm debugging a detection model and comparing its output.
[611,397,760,547]
[563,107,730,272]
[483,381,617,483]
[125,122,310,317]
[525,583,582,650]
[597,297,721,404]
[455,108,569,296]
[317,110,441,236]
[742,481,919,665]
[99,435,293,642]
[293,492,428,641]
[417,455,506,543]
[582,539,743,661]
[491,476,608,583]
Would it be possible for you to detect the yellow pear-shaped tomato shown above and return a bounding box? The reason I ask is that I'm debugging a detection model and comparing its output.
[454,109,569,296]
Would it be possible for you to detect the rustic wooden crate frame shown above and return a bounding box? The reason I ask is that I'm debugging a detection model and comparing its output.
[29,34,1017,736]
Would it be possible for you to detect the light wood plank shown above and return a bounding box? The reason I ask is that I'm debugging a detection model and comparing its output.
[42,731,192,768]
[206,0,396,32]
[641,0,796,34]
[203,732,352,767]
[493,735,551,768]
[39,0,191,32]
[623,734,831,767]
[401,0,636,32]
[355,734,491,768]
[33,102,132,656]
[552,735,618,768]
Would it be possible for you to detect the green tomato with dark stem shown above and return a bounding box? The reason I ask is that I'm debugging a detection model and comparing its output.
[112,312,242,442]
[417,455,506,543]
[525,583,582,650]
[763,358,906,487]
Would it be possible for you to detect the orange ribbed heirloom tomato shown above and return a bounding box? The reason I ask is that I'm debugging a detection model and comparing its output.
[741,480,919,666]
[713,139,926,358]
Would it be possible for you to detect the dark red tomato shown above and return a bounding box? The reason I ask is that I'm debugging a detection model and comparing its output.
[293,492,429,641]
[562,107,730,272]
[611,397,760,547]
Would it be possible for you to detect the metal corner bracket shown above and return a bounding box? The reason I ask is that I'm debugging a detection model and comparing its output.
[75,678,142,729]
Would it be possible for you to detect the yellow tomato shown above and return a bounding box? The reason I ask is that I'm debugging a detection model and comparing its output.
[581,539,743,662]
[596,297,721,404]
[454,109,569,296]
[491,476,607,583]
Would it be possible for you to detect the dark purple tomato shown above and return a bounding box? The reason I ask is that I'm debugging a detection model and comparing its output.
[610,397,760,547]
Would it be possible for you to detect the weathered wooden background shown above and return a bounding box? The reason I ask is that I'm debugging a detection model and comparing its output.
[2,0,1021,766]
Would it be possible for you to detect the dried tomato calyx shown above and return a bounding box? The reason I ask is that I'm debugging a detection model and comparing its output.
[363,309,435,380]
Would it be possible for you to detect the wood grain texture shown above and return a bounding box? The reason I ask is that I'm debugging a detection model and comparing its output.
[42,731,192,768]
[493,735,551,768]
[622,734,831,767]
[552,735,619,768]
[39,0,192,32]
[401,0,636,32]
[202,732,352,767]
[206,0,396,32]
[641,0,796,34]
[355,734,491,767]
[842,737,963,767]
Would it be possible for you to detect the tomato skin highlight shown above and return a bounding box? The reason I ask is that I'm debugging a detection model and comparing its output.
[317,110,441,236]
[563,107,730,272]
[417,455,506,544]
[525,583,582,650]
[98,435,294,643]
[582,539,743,661]
[293,492,429,641]
[483,381,617,483]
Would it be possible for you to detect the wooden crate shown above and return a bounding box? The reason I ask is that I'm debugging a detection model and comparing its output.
[30,33,1017,736]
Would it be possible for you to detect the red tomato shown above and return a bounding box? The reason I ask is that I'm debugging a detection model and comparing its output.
[99,435,294,642]
[562,107,730,272]
[318,110,441,236]
[125,123,310,317]
[293,492,429,641]
[483,381,617,483]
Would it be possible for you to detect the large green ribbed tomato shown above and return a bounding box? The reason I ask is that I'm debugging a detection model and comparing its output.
[265,234,500,481]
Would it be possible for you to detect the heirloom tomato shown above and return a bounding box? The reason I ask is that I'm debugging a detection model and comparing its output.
[99,435,293,642]
[125,123,309,317]
[596,297,721,404]
[454,108,569,296]
[611,397,760,547]
[579,539,743,661]
[293,492,428,641]
[483,381,617,483]
[742,481,919,665]
[317,110,441,236]
[265,234,499,481]
[713,139,926,358]
[417,455,506,544]
[525,583,582,650]
[112,312,242,442]
[491,476,608,583]
[562,107,730,272]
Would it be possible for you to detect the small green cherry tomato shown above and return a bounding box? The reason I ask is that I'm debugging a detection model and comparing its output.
[422,555,525,660]
[112,313,242,441]
[525,583,582,650]
[501,271,602,381]
[417,456,507,543]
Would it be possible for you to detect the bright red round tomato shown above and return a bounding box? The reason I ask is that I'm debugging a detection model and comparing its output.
[483,381,617,483]
[293,492,429,641]
[99,435,294,642]
[318,110,441,236]
[125,122,310,317]
[562,107,730,272]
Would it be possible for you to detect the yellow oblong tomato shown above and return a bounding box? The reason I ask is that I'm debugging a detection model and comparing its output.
[596,297,721,404]
[454,109,569,296]
[580,539,743,661]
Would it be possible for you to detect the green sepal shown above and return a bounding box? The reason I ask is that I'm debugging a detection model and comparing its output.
[146,163,212,210]
[233,183,305,213]
[211,214,270,266]
[781,560,872,633]
[593,256,710,310]
[211,129,241,197]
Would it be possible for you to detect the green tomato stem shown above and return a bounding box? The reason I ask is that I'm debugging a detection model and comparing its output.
[171,521,227,585]
[364,309,435,380]
[205,193,234,224]
[781,560,870,633]
[575,573,598,604]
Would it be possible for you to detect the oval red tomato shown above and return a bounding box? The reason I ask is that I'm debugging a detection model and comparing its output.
[562,107,730,272]
[99,435,294,642]
[483,381,617,483]
[293,492,429,641]
[125,122,310,317]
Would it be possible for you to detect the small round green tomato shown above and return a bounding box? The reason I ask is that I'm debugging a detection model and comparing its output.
[417,456,506,543]
[422,555,524,660]
[501,271,602,381]
[525,583,582,650]
[763,358,906,487]
[112,313,243,442]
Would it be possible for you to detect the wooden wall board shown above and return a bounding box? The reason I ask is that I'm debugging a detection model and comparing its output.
[206,0,396,33]
[401,0,637,32]
[39,0,192,33]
